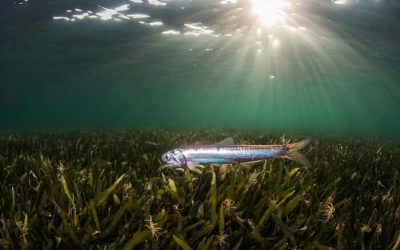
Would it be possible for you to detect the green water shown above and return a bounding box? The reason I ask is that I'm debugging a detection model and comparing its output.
[1,0,400,136]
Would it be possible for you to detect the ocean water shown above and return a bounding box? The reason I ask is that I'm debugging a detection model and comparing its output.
[1,0,400,136]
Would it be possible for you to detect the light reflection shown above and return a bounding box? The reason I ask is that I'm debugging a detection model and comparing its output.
[184,23,216,36]
[162,30,181,35]
[53,4,156,23]
[50,0,313,46]
[149,21,163,26]
[50,0,366,62]
[252,0,291,26]
[126,14,150,19]
[221,0,237,5]
[114,4,130,11]
[53,16,70,21]
[148,0,167,6]
[72,15,83,20]
[333,0,347,4]
[47,0,384,134]
[97,5,130,21]
[119,15,130,20]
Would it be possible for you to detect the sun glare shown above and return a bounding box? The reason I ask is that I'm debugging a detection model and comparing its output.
[252,0,291,26]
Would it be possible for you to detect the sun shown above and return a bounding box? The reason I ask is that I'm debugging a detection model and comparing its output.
[252,0,291,27]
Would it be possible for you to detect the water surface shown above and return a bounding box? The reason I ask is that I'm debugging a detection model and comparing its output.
[1,0,400,136]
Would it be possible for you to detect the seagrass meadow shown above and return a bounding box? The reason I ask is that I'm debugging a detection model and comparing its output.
[0,130,399,249]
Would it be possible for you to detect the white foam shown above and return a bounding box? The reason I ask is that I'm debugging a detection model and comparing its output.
[162,30,181,35]
[114,4,130,12]
[53,16,70,21]
[118,15,131,20]
[126,14,150,19]
[148,0,167,6]
[184,23,215,36]
[72,14,85,20]
[149,21,163,26]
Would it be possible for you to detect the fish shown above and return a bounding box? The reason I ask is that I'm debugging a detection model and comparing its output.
[161,137,311,169]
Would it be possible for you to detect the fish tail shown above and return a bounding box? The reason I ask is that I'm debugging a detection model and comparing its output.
[287,138,311,151]
[285,138,311,168]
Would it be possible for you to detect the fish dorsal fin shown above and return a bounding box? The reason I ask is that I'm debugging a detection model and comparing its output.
[216,137,234,145]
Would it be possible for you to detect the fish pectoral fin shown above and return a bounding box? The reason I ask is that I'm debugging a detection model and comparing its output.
[186,161,199,170]
[240,160,262,168]
[216,137,234,145]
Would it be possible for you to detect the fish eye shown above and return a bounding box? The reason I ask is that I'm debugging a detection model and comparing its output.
[163,154,170,161]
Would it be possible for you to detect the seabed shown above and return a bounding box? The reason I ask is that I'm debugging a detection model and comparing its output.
[0,130,399,249]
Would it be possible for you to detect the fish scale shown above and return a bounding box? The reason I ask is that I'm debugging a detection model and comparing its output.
[181,145,288,163]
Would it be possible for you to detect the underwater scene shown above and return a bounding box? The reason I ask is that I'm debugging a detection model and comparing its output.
[1,0,400,249]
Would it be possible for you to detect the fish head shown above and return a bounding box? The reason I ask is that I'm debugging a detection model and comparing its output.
[161,149,186,167]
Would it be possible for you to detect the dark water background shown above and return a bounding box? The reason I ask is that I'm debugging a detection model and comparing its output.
[1,0,400,136]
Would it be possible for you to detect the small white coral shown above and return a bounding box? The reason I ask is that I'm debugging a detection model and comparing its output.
[321,196,335,222]
[145,216,162,240]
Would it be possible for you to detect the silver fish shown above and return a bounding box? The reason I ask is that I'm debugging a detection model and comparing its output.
[161,137,311,169]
